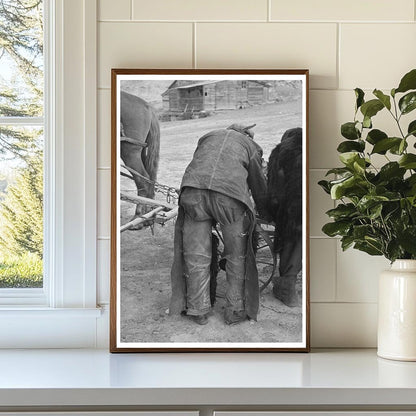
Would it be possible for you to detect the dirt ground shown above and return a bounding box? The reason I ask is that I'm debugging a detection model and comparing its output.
[119,100,303,344]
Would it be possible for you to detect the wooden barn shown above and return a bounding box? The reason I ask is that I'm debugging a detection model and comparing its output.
[162,80,270,113]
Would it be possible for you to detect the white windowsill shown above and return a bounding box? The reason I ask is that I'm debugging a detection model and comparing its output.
[0,307,102,316]
[0,349,415,409]
[0,307,105,349]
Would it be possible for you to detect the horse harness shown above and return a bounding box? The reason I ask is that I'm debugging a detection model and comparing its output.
[120,122,148,148]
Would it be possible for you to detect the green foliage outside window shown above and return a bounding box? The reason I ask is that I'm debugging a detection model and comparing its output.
[0,0,44,288]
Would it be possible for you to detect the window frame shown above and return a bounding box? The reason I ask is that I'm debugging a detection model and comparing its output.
[0,1,49,305]
[0,0,100,348]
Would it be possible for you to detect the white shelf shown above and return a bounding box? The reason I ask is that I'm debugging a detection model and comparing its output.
[0,349,415,409]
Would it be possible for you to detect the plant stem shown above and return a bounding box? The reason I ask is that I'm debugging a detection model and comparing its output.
[390,97,406,139]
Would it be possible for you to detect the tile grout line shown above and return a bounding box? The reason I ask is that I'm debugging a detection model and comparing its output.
[193,22,197,69]
[309,236,337,239]
[336,22,340,90]
[130,0,133,20]
[311,301,378,305]
[267,0,271,22]
[98,19,415,24]
[333,227,338,302]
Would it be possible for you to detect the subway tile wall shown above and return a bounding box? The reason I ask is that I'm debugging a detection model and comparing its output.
[96,0,416,347]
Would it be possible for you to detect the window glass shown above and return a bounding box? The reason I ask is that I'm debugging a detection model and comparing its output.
[0,0,44,289]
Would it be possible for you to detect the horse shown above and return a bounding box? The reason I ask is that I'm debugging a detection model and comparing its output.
[120,91,160,227]
[266,127,303,306]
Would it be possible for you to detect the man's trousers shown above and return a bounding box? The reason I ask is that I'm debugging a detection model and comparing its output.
[180,187,249,317]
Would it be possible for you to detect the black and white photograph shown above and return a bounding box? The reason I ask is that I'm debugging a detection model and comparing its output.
[110,69,309,352]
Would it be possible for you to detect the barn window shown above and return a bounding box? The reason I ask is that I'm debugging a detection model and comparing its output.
[205,92,208,96]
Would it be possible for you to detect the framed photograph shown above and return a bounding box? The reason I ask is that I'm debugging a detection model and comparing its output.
[110,69,310,352]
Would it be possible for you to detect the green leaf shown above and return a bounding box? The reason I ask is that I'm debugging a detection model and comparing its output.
[395,69,416,94]
[322,221,351,237]
[405,174,416,196]
[339,152,360,166]
[390,139,408,155]
[399,91,416,115]
[354,241,383,256]
[399,139,407,154]
[398,227,416,255]
[366,129,388,145]
[407,196,416,207]
[353,158,366,174]
[341,122,360,140]
[399,154,416,169]
[378,162,406,182]
[341,235,355,251]
[357,195,389,212]
[326,203,356,220]
[369,203,383,220]
[407,120,416,137]
[406,174,416,187]
[371,137,402,154]
[365,236,384,252]
[337,140,365,153]
[330,176,357,199]
[386,240,402,263]
[325,167,351,176]
[330,175,370,200]
[360,99,384,119]
[355,88,365,110]
[318,180,331,194]
[363,116,372,129]
[352,224,374,240]
[373,89,391,110]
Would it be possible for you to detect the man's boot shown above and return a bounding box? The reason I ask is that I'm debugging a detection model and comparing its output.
[273,275,299,307]
[224,309,247,325]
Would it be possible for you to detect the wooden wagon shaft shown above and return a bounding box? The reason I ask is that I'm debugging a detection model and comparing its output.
[155,207,179,223]
[120,192,175,210]
[120,206,164,232]
[121,163,180,195]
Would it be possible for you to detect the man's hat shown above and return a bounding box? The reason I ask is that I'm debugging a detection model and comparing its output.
[227,123,256,139]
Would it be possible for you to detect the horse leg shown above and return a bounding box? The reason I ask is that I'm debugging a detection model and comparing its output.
[272,235,302,307]
[121,142,154,229]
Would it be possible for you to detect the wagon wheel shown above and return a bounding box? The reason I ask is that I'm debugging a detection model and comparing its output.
[255,220,278,293]
[212,219,278,296]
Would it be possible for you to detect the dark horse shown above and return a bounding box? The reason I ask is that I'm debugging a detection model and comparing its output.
[267,127,303,307]
[120,91,160,225]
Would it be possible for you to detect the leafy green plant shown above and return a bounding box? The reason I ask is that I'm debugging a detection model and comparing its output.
[319,69,416,262]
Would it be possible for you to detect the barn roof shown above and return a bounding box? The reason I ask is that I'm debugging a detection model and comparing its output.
[161,81,217,95]
[162,80,271,96]
[174,81,218,89]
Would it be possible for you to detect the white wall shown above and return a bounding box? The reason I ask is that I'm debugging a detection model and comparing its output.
[96,0,416,347]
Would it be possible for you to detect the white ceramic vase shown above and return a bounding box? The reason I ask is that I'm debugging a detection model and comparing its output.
[378,259,416,361]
